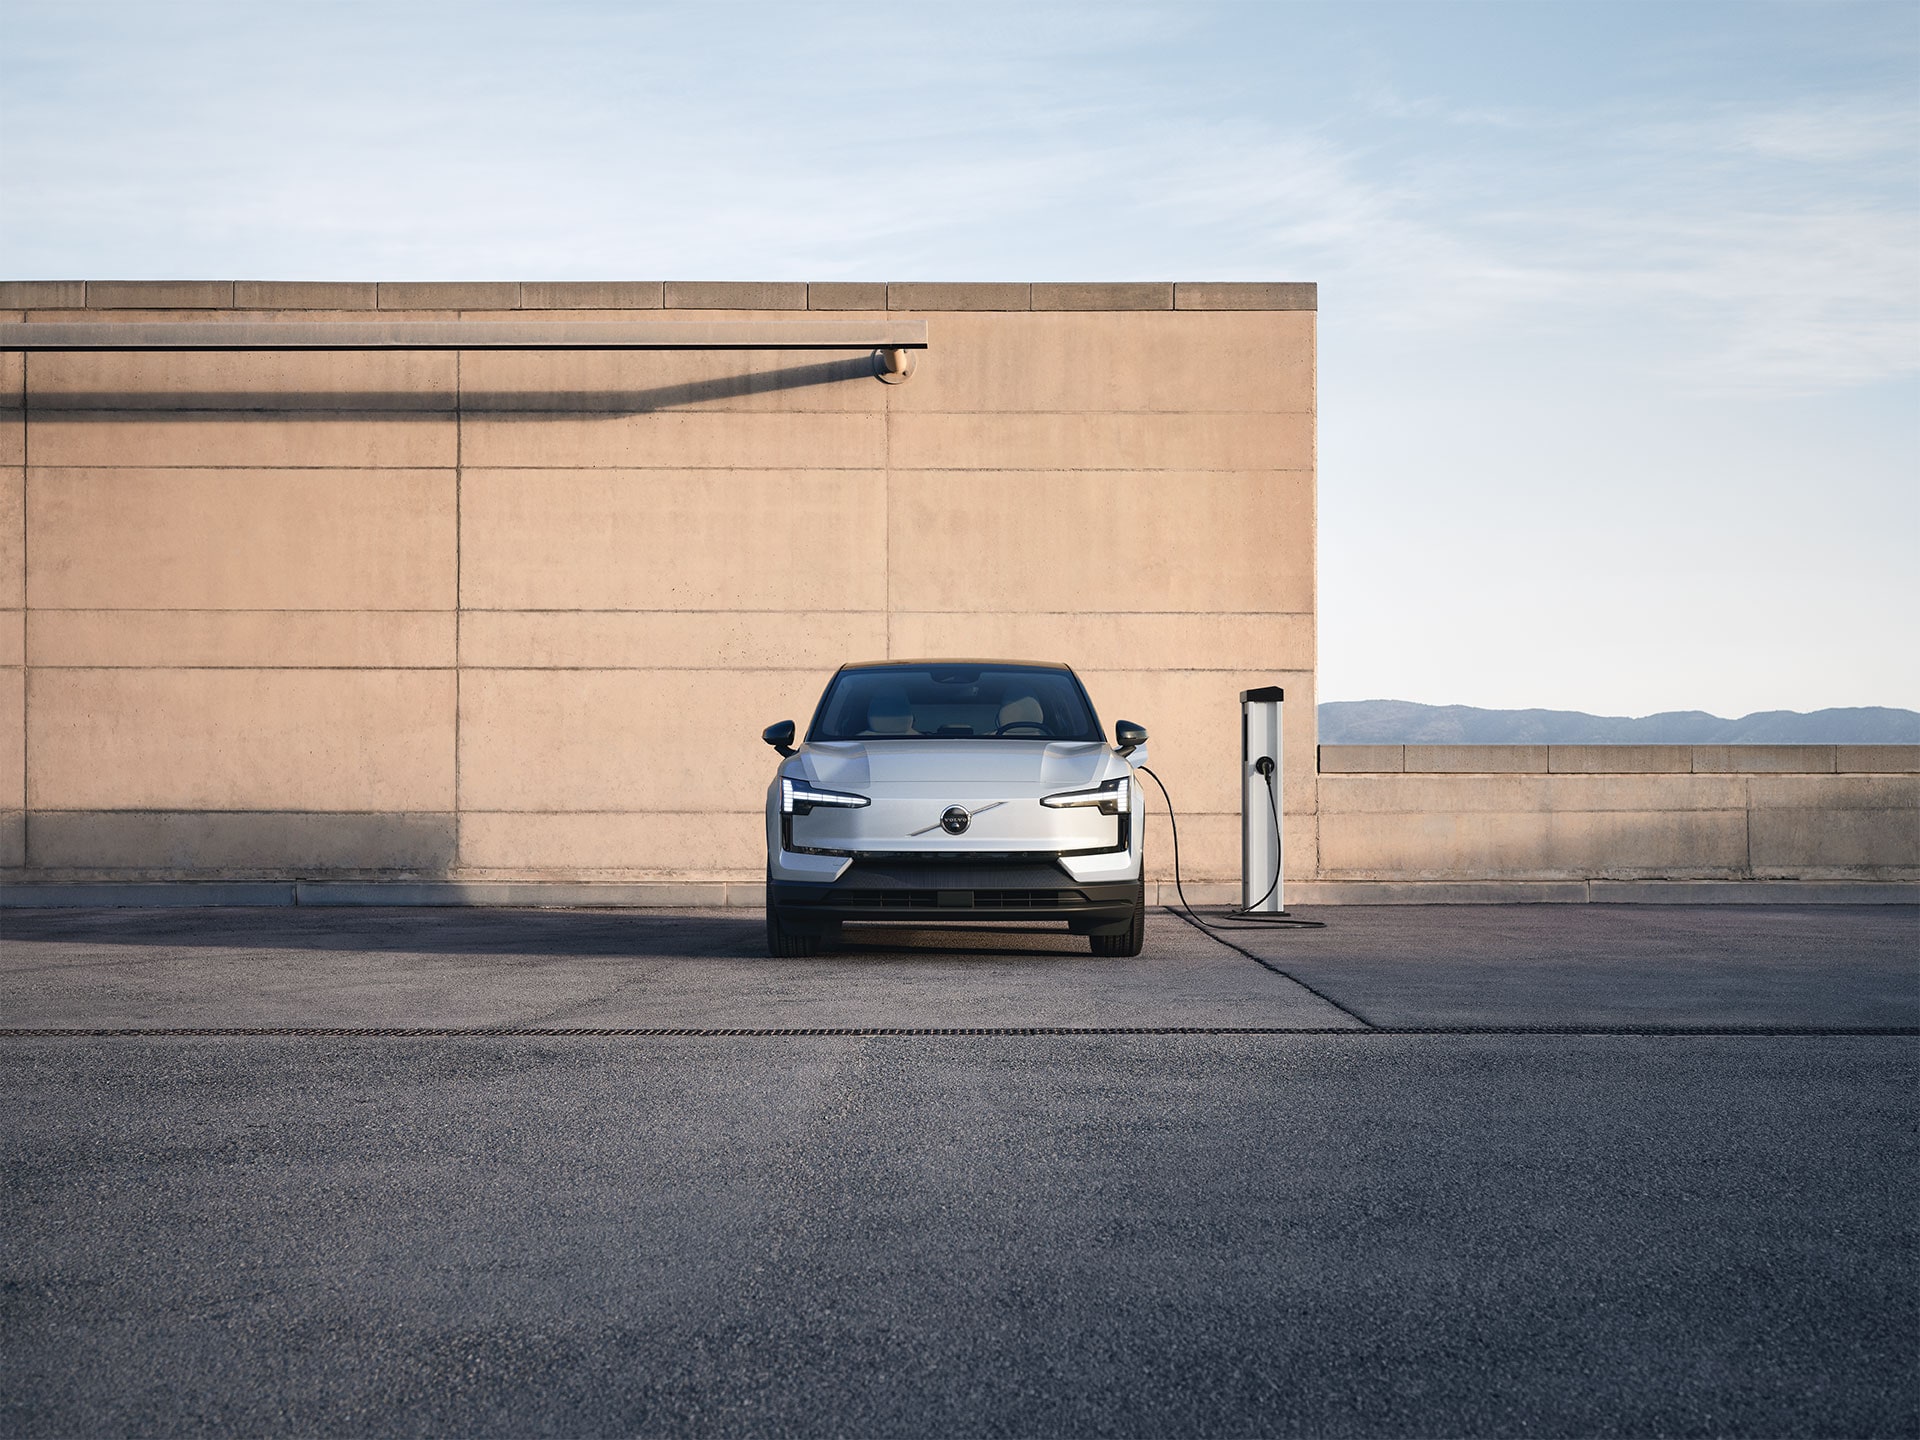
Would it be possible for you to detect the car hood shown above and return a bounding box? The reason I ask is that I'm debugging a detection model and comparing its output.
[798,739,1115,791]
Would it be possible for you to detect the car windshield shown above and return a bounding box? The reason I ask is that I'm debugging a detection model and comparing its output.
[809,665,1104,742]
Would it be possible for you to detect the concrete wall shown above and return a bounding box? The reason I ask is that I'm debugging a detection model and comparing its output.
[0,280,1317,895]
[1308,745,1919,902]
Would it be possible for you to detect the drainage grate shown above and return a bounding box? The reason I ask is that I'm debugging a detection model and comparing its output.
[0,1026,1911,1038]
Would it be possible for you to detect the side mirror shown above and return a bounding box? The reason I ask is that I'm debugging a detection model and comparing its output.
[763,720,797,757]
[1115,721,1148,756]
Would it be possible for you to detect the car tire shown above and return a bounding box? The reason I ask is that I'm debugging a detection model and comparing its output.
[765,903,824,958]
[1088,879,1146,957]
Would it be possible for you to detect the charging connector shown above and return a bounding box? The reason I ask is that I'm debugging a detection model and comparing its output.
[1136,764,1326,931]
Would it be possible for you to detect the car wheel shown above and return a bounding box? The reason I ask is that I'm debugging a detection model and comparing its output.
[1088,879,1146,957]
[765,904,824,958]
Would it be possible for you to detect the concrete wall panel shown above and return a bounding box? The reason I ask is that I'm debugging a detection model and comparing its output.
[30,669,455,811]
[1,352,21,466]
[0,809,21,868]
[888,611,1313,674]
[888,470,1313,614]
[461,610,887,670]
[29,350,455,410]
[460,668,825,815]
[0,468,21,606]
[891,311,1314,415]
[0,665,22,809]
[457,349,885,414]
[28,414,455,469]
[458,810,763,876]
[1749,808,1919,876]
[28,468,456,610]
[27,810,456,873]
[1837,746,1920,773]
[459,412,884,469]
[1319,808,1750,880]
[0,611,22,668]
[459,468,887,611]
[888,412,1313,472]
[30,611,456,668]
[1402,745,1550,773]
[1322,773,1752,815]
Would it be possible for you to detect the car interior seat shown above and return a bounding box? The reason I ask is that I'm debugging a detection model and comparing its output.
[866,691,916,735]
[996,695,1045,730]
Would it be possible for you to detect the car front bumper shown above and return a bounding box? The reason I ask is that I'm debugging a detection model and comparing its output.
[768,855,1140,932]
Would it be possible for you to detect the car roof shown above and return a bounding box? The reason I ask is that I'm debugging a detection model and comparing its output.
[835,658,1074,672]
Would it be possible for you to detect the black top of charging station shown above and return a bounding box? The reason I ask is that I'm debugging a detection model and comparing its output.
[1240,686,1286,703]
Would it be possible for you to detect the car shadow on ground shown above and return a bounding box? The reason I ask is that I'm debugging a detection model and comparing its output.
[0,908,1118,962]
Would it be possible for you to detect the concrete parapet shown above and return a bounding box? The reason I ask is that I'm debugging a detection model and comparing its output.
[1838,745,1920,773]
[87,281,234,309]
[1549,745,1694,773]
[232,281,378,310]
[664,282,807,310]
[888,283,1033,311]
[521,281,663,310]
[1317,752,1919,884]
[807,283,887,311]
[1175,282,1317,311]
[1404,744,1549,773]
[378,282,521,310]
[1318,745,1894,776]
[1031,283,1174,311]
[3,281,1324,316]
[0,282,85,309]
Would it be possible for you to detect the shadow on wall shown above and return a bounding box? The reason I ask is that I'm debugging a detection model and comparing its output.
[21,811,463,884]
[26,355,881,416]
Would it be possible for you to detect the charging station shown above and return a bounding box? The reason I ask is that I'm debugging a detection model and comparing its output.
[1240,686,1286,913]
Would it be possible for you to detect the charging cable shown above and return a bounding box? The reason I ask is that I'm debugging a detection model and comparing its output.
[1135,764,1326,930]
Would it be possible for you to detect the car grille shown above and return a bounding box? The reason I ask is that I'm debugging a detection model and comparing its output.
[834,858,1072,890]
[807,889,1091,909]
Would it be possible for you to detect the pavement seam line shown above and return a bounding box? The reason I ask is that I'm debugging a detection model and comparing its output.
[2,1026,1911,1038]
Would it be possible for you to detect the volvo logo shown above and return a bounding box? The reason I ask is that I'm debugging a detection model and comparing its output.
[911,800,1003,838]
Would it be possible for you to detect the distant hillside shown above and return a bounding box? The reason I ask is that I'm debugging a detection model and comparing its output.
[1317,701,1920,745]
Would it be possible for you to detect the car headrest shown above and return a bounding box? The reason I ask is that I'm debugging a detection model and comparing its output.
[997,695,1044,727]
[867,692,914,734]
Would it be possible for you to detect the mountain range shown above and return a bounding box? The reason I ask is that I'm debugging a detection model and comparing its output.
[1317,701,1920,745]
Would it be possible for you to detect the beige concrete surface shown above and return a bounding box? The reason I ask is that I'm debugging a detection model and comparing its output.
[887,412,1312,472]
[458,468,887,611]
[29,348,455,410]
[0,468,22,606]
[0,611,22,669]
[1316,751,1920,884]
[29,414,456,469]
[27,810,456,874]
[29,668,455,812]
[460,411,884,469]
[30,611,456,668]
[28,468,456,610]
[460,610,888,671]
[887,470,1314,615]
[0,664,22,810]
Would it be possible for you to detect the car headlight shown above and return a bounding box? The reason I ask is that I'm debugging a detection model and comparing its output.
[781,777,871,816]
[1040,776,1130,816]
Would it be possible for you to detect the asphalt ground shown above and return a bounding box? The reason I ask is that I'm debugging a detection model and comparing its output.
[1,904,1915,1437]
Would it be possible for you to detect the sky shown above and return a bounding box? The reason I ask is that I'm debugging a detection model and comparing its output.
[2,0,1915,717]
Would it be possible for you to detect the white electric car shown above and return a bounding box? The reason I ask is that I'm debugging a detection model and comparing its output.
[763,660,1149,957]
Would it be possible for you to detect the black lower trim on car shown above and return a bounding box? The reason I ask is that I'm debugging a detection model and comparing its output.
[770,855,1139,930]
